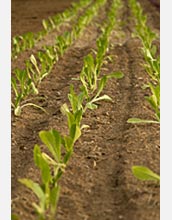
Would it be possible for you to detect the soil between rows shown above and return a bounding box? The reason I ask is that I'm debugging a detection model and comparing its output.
[12,0,160,219]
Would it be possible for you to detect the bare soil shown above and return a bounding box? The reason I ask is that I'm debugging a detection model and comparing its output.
[11,0,160,219]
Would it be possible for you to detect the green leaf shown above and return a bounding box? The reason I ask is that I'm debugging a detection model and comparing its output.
[11,77,18,97]
[30,82,39,95]
[30,54,37,66]
[34,145,52,184]
[18,178,46,209]
[74,109,83,126]
[60,103,70,115]
[70,124,81,143]
[132,166,160,181]
[107,71,124,79]
[39,129,61,162]
[20,103,47,115]
[127,118,159,124]
[94,94,112,102]
[50,185,60,215]
[97,76,107,97]
[62,136,73,151]
[42,19,48,31]
[63,150,72,164]
[86,103,98,110]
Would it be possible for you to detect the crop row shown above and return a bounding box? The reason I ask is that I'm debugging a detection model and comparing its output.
[12,0,124,219]
[12,0,92,59]
[128,0,160,181]
[11,0,107,117]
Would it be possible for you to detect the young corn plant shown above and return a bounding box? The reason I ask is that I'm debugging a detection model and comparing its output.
[42,0,92,33]
[11,68,46,116]
[71,0,107,39]
[127,0,160,182]
[12,32,35,59]
[12,44,58,116]
[19,85,85,218]
[19,87,84,219]
[12,0,108,117]
[127,0,160,124]
[12,0,92,59]
[80,0,123,110]
[55,31,72,56]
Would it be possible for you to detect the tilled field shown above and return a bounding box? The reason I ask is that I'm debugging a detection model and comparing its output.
[11,0,160,219]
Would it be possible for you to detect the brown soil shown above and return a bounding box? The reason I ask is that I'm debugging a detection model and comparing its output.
[11,0,160,220]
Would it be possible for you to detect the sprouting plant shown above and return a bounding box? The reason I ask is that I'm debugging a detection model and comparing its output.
[11,66,48,116]
[128,0,160,124]
[128,0,160,184]
[19,129,63,219]
[56,32,72,56]
[19,105,82,219]
[12,0,92,59]
[12,0,107,117]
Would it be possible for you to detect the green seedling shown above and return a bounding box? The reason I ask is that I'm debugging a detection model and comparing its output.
[19,122,81,219]
[12,0,92,58]
[128,0,160,124]
[19,129,64,219]
[11,67,47,116]
[12,0,106,117]
[56,32,72,56]
[12,32,35,58]
[128,0,160,185]
[30,54,42,81]
[12,36,21,58]
[84,72,124,111]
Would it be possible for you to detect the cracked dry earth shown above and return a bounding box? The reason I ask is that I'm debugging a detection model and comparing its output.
[11,0,160,219]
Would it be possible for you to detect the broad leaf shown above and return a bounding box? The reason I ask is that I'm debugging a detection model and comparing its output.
[132,166,160,181]
[39,129,61,162]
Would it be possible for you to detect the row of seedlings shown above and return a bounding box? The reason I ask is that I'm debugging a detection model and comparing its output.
[128,0,160,181]
[11,0,108,117]
[17,0,124,219]
[12,0,92,59]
